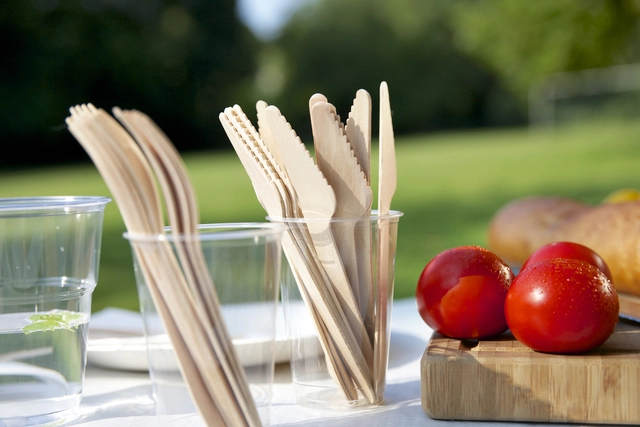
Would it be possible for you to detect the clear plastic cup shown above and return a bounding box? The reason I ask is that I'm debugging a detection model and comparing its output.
[124,223,283,425]
[0,196,110,427]
[270,211,403,410]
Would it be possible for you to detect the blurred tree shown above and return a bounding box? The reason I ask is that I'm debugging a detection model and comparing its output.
[0,0,256,168]
[453,0,640,102]
[248,0,523,141]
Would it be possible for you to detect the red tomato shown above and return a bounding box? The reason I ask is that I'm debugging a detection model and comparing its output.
[522,241,613,282]
[505,258,619,354]
[416,246,513,339]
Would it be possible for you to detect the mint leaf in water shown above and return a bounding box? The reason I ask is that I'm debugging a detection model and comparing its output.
[22,320,64,334]
[22,310,84,334]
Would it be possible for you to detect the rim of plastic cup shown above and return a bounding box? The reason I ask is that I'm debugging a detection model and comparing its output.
[0,196,111,213]
[266,209,403,224]
[123,222,284,242]
[0,280,96,305]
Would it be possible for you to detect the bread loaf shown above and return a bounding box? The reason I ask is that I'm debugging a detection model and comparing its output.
[488,196,640,296]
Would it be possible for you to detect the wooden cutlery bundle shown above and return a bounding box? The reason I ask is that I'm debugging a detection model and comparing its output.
[219,82,400,405]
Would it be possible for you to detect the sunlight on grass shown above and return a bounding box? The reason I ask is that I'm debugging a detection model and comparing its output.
[1,118,639,311]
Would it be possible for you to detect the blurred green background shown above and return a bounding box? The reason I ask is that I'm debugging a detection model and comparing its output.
[3,0,640,311]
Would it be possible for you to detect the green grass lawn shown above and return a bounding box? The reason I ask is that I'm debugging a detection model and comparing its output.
[2,117,640,312]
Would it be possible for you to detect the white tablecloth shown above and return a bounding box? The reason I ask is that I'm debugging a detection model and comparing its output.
[67,298,564,426]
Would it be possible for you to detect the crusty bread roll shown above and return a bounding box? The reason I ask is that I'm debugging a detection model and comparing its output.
[488,196,640,296]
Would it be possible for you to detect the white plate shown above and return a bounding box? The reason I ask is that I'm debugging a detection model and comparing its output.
[87,305,293,372]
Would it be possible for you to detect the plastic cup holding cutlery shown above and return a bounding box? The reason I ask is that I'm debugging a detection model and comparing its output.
[124,223,283,425]
[0,196,110,427]
[272,210,403,410]
[220,82,400,412]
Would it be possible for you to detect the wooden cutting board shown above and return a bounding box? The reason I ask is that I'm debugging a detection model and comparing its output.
[619,291,640,321]
[421,319,640,424]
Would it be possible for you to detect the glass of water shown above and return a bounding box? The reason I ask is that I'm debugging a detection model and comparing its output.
[0,196,110,427]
